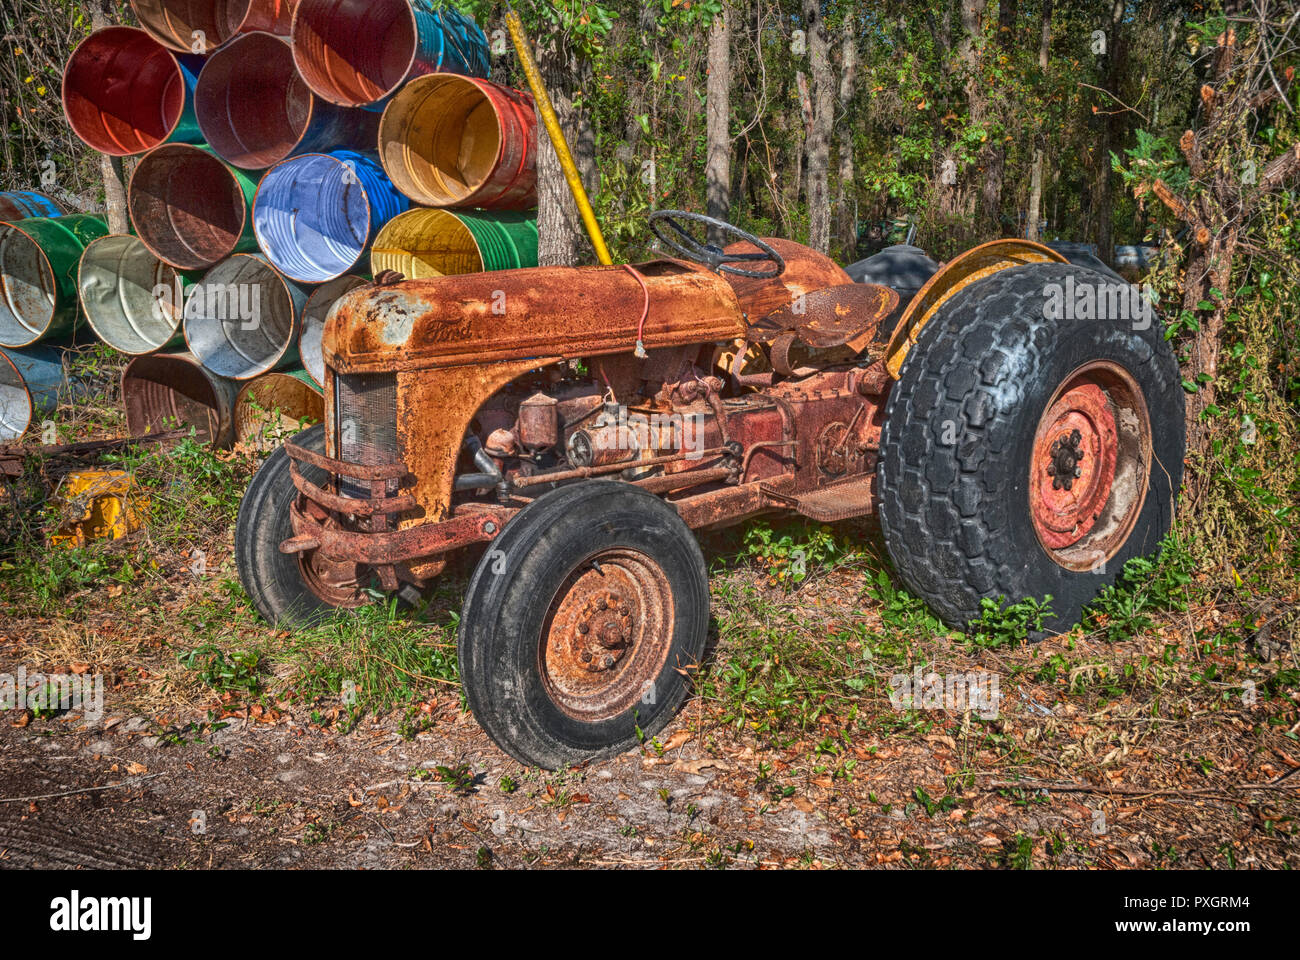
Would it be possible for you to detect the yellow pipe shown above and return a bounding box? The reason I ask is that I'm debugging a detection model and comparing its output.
[505,8,613,266]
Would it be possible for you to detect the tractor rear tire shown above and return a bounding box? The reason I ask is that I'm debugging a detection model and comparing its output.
[458,481,710,769]
[877,262,1184,635]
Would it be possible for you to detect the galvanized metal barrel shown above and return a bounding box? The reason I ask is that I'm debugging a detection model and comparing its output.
[121,350,238,448]
[370,209,538,280]
[0,215,109,348]
[0,346,65,442]
[291,0,489,109]
[234,368,323,450]
[380,74,537,210]
[0,191,64,223]
[79,235,199,355]
[195,31,380,170]
[62,27,203,156]
[131,0,298,52]
[129,144,259,271]
[183,253,309,380]
[300,274,366,388]
[253,151,407,283]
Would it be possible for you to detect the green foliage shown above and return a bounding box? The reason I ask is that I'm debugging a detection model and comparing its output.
[741,520,842,589]
[1084,535,1196,642]
[964,596,1054,649]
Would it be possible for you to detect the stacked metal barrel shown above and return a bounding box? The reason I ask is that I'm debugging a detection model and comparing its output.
[1,0,538,448]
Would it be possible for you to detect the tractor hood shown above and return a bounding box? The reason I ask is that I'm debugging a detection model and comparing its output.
[322,260,747,375]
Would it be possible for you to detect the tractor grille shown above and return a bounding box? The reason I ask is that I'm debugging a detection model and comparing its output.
[334,372,398,498]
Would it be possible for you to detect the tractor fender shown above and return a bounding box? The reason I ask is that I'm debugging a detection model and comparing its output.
[883,239,1067,379]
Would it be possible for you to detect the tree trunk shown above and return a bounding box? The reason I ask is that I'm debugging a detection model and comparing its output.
[958,0,988,222]
[705,7,731,245]
[802,0,833,254]
[91,4,129,235]
[1093,0,1126,267]
[536,40,595,267]
[1026,0,1053,242]
[834,20,858,259]
[977,0,1017,235]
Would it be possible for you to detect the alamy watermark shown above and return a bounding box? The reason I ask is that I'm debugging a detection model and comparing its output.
[153,277,262,329]
[889,666,1000,719]
[0,667,104,724]
[1043,277,1157,330]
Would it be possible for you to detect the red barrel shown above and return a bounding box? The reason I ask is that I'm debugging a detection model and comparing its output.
[195,31,379,170]
[379,74,537,210]
[62,27,202,156]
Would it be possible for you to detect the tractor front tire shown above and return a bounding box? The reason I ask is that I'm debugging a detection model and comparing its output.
[877,262,1184,635]
[235,424,335,626]
[458,481,711,769]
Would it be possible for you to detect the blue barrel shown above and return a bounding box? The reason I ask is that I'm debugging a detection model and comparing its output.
[0,191,64,222]
[0,345,66,441]
[253,150,409,284]
[411,3,491,83]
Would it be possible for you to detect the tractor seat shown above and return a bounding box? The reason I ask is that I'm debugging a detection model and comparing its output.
[746,282,899,367]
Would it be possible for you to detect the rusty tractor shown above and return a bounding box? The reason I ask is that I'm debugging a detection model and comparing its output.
[236,211,1184,768]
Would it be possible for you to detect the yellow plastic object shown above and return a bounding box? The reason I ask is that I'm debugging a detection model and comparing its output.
[49,470,148,549]
[504,7,612,266]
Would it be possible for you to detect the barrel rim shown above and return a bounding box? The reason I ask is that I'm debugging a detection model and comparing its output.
[62,25,191,157]
[129,0,259,53]
[195,30,316,170]
[0,347,35,440]
[128,143,251,270]
[77,233,185,356]
[181,252,299,380]
[0,220,60,348]
[252,152,379,284]
[290,0,420,108]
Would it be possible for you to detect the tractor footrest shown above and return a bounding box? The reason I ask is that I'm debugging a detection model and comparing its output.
[765,477,876,522]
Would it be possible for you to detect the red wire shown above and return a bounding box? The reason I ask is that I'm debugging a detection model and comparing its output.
[621,264,651,352]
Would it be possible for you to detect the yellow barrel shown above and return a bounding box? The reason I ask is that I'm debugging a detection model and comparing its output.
[369,208,537,280]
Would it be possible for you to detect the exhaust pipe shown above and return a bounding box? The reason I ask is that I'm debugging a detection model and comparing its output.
[79,235,199,356]
[234,369,323,450]
[128,144,258,271]
[300,274,366,388]
[130,0,299,52]
[0,191,64,222]
[195,31,380,170]
[0,346,66,442]
[0,216,109,348]
[183,254,309,381]
[291,0,490,109]
[122,351,238,448]
[62,27,203,156]
[380,74,537,210]
[370,208,538,279]
[253,151,407,283]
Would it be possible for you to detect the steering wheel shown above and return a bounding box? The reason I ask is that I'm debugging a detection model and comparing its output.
[648,210,786,279]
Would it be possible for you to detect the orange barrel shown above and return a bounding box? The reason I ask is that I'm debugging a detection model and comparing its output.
[131,0,299,52]
[379,74,537,210]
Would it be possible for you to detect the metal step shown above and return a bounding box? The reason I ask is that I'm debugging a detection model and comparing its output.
[761,476,876,522]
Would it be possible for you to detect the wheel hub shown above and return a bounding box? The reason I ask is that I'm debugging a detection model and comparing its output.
[1030,380,1119,549]
[541,549,674,721]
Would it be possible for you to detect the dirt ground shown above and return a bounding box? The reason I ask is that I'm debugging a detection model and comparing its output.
[2,554,1297,871]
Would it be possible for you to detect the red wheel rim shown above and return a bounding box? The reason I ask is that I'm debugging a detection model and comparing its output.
[1029,362,1152,571]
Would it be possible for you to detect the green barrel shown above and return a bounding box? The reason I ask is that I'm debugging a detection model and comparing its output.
[455,210,539,270]
[0,215,109,347]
